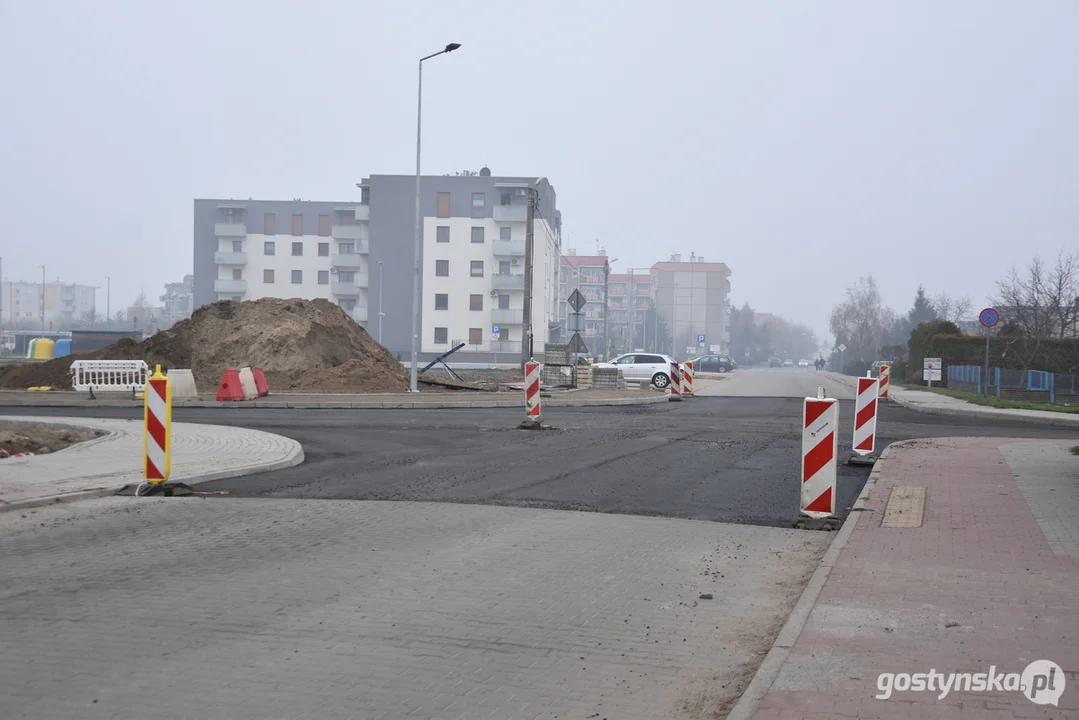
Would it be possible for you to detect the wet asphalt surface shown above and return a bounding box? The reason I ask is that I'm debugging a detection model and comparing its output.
[6,395,1077,528]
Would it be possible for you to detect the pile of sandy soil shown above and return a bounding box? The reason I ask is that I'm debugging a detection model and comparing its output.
[0,422,103,456]
[0,298,410,393]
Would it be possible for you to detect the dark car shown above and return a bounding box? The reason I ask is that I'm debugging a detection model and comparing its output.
[693,354,736,373]
[769,357,782,368]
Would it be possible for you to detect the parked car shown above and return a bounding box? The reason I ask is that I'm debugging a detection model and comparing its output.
[798,359,809,368]
[691,354,736,373]
[871,360,892,376]
[783,359,794,367]
[594,352,675,388]
[769,357,783,368]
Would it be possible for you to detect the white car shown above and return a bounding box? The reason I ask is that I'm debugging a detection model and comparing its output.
[594,352,676,388]
[798,359,809,368]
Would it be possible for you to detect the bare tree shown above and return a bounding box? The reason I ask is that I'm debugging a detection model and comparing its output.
[932,292,973,325]
[1045,251,1079,338]
[829,276,889,362]
[992,252,1079,368]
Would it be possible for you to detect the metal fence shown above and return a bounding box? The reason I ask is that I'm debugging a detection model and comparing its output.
[947,365,1079,405]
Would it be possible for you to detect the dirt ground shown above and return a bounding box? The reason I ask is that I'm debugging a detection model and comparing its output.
[0,422,102,457]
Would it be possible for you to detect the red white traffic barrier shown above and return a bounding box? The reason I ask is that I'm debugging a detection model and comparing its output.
[800,388,837,518]
[252,367,270,397]
[525,361,541,420]
[878,362,890,399]
[144,364,172,484]
[216,369,245,401]
[682,360,694,396]
[669,361,682,401]
[853,375,879,456]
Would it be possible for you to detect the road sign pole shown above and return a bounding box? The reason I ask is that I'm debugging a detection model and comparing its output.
[978,307,999,396]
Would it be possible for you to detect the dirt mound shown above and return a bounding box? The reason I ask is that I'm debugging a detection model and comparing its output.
[0,298,410,393]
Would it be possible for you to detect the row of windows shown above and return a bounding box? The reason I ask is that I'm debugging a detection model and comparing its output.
[259,213,355,237]
[434,260,518,277]
[432,327,507,345]
[433,293,513,311]
[227,240,361,256]
[227,268,361,285]
[436,191,520,219]
[435,225,513,243]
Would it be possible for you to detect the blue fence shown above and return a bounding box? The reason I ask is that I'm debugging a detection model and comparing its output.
[946,365,1079,404]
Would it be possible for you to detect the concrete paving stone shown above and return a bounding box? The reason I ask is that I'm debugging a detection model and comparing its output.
[0,497,829,720]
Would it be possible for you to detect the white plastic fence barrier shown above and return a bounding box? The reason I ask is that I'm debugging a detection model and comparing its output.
[71,360,150,397]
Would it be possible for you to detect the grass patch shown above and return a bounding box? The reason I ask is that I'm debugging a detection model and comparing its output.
[920,385,1079,414]
[1071,446,1079,455]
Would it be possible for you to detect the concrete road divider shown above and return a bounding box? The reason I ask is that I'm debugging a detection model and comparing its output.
[216,369,245,401]
[238,367,259,400]
[167,369,198,399]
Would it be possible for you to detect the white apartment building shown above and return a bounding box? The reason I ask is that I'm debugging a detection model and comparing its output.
[1,280,97,329]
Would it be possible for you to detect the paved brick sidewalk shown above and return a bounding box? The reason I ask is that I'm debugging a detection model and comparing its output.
[741,437,1079,719]
[0,415,303,510]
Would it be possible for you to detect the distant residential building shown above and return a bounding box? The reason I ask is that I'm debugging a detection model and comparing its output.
[0,279,97,330]
[651,253,731,355]
[160,275,194,327]
[558,250,610,355]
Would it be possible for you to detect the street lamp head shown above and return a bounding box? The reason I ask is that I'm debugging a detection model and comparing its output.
[445,43,461,52]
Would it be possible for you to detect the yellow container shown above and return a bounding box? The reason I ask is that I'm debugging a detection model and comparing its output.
[31,338,55,359]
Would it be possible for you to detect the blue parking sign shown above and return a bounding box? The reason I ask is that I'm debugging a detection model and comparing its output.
[697,334,706,344]
[492,325,501,335]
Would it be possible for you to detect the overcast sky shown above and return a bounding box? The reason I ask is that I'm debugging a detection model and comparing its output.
[2,0,1076,341]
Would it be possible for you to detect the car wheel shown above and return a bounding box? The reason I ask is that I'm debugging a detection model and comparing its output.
[718,366,728,373]
[652,372,670,388]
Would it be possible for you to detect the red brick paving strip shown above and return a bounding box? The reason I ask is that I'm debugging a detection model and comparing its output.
[752,437,1078,719]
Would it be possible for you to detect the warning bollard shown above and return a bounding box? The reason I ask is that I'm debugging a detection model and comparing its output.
[849,373,879,466]
[669,361,682,401]
[143,364,172,484]
[524,361,541,421]
[797,387,838,528]
[878,362,890,399]
[682,360,694,396]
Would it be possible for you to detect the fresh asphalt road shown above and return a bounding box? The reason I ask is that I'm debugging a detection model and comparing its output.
[6,369,1076,528]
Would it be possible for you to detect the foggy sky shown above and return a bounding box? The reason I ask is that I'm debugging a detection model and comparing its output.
[3,0,1077,342]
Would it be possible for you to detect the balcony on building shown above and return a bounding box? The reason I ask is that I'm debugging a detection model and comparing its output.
[491,273,525,290]
[215,222,247,237]
[492,240,526,256]
[354,204,370,222]
[214,279,247,294]
[214,251,247,265]
[332,276,367,296]
[332,224,365,240]
[490,309,522,325]
[331,253,364,270]
[350,307,368,323]
[490,340,522,354]
[493,205,528,222]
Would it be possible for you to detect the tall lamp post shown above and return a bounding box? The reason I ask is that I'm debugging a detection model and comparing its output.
[410,42,462,393]
[378,260,384,344]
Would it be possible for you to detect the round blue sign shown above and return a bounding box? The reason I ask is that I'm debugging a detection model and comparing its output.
[979,307,1000,328]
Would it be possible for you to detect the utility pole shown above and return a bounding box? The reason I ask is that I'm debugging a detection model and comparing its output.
[106,276,110,322]
[39,266,46,336]
[603,259,610,361]
[520,186,536,370]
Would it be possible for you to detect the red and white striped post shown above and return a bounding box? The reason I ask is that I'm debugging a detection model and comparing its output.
[524,361,541,421]
[800,387,837,519]
[143,364,172,484]
[852,374,879,457]
[878,362,890,399]
[669,360,682,402]
[682,360,694,396]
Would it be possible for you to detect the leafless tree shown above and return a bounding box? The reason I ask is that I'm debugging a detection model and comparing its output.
[829,276,890,361]
[992,251,1079,368]
[931,293,973,325]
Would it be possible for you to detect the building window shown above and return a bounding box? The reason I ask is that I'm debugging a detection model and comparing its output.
[500,192,512,206]
[318,270,329,284]
[339,270,355,283]
[318,214,331,236]
[499,227,511,242]
[470,261,484,277]
[498,294,510,309]
[471,192,485,218]
[264,241,275,255]
[434,293,448,310]
[264,213,276,235]
[338,242,354,254]
[435,260,449,277]
[436,192,451,218]
[232,239,243,252]
[470,294,483,311]
[434,327,448,344]
[232,268,242,280]
[499,260,511,275]
[318,242,329,256]
[340,299,356,312]
[498,327,509,340]
[469,327,482,345]
[292,214,303,236]
[292,241,303,256]
[263,269,275,284]
[436,226,450,243]
[471,226,484,243]
[291,270,302,284]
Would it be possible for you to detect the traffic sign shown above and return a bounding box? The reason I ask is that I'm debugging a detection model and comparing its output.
[568,289,587,313]
[697,334,706,344]
[569,332,589,354]
[832,347,840,353]
[979,307,1000,328]
[492,325,501,335]
[838,344,847,352]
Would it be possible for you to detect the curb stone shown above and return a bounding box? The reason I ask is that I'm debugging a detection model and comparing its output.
[725,438,919,720]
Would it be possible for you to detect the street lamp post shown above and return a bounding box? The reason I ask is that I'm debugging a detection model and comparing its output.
[106,276,111,323]
[378,261,384,344]
[39,266,46,336]
[409,42,461,393]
